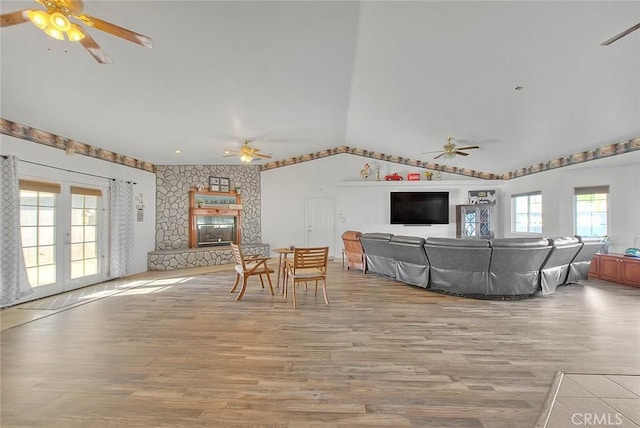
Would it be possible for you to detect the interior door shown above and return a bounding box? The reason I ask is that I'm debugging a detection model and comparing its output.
[305,197,336,254]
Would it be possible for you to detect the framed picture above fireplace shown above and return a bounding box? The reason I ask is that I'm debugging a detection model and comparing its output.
[209,176,220,192]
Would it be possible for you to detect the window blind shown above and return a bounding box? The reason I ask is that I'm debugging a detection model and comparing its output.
[18,179,61,194]
[574,186,609,195]
[70,186,102,197]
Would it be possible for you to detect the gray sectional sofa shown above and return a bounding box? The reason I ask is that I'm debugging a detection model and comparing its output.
[359,232,601,299]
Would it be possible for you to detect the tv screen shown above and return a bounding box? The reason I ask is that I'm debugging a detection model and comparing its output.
[390,192,449,225]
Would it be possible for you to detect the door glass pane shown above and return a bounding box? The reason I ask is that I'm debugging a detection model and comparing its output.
[39,193,55,206]
[70,260,84,278]
[21,226,37,247]
[38,265,56,284]
[69,194,101,280]
[20,206,37,226]
[84,259,98,275]
[85,197,97,209]
[71,208,84,225]
[71,243,84,261]
[84,242,96,258]
[20,190,57,287]
[71,226,84,243]
[71,194,84,208]
[84,226,96,241]
[39,226,55,246]
[38,245,55,265]
[84,209,97,225]
[23,247,38,268]
[39,207,55,226]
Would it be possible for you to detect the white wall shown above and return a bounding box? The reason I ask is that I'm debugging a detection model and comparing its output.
[261,154,506,257]
[1,135,156,275]
[500,151,640,254]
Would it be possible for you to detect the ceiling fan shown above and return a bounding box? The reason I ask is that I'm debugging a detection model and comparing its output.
[223,140,273,163]
[0,0,152,63]
[423,137,480,160]
[601,22,640,46]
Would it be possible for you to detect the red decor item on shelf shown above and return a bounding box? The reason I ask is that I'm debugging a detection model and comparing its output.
[407,173,420,181]
[384,173,404,181]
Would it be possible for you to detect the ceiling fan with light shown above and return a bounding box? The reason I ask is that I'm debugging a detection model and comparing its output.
[423,137,480,160]
[223,140,272,163]
[601,22,640,46]
[0,0,152,63]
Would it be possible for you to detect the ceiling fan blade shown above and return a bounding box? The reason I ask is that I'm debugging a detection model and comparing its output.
[253,153,273,159]
[79,14,152,48]
[433,153,445,159]
[0,9,30,27]
[456,145,479,151]
[455,151,470,156]
[79,30,113,64]
[601,22,640,46]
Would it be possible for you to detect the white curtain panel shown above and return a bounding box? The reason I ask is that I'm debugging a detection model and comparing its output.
[0,155,33,307]
[109,179,134,278]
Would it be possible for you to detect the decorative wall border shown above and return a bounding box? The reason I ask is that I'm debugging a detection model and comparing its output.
[0,118,156,173]
[499,137,640,180]
[2,117,637,180]
[260,145,502,180]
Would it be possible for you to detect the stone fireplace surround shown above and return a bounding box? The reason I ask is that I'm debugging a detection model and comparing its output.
[149,165,268,271]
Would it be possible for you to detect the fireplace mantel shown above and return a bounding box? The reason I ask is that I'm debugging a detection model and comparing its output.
[189,189,242,248]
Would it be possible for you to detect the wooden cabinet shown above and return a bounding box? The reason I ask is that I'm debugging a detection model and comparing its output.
[590,254,640,287]
[588,255,599,278]
[456,204,495,239]
[189,189,242,248]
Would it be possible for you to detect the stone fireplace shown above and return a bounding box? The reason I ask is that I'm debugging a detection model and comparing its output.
[149,165,268,271]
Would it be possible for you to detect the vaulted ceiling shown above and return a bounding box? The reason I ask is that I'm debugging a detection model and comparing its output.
[1,1,639,175]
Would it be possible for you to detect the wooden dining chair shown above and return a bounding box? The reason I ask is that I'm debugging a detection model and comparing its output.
[229,243,274,301]
[284,246,329,309]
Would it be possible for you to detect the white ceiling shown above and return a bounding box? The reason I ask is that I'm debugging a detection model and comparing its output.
[1,1,639,175]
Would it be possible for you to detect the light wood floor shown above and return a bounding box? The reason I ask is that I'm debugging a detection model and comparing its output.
[2,263,639,427]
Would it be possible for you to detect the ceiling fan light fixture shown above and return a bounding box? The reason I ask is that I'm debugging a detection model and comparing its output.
[66,23,84,41]
[240,154,253,163]
[44,25,64,40]
[49,11,71,32]
[27,10,50,30]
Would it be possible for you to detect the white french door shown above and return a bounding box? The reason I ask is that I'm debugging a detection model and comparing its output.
[19,178,109,301]
[305,196,336,255]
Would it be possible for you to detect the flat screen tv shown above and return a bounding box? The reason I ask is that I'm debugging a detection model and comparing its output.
[390,191,449,225]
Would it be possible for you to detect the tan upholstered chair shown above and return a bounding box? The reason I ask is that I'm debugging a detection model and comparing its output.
[284,247,329,309]
[229,243,274,301]
[341,230,366,272]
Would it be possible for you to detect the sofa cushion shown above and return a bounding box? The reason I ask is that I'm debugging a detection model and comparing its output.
[540,236,583,294]
[490,238,549,248]
[425,237,490,248]
[424,239,492,295]
[488,238,552,296]
[361,233,396,278]
[390,235,429,288]
[566,236,603,282]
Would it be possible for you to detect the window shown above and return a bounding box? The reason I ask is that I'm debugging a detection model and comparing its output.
[511,191,542,233]
[19,180,61,286]
[575,186,608,237]
[70,186,102,279]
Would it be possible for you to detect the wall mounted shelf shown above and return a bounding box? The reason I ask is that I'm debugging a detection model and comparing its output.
[335,180,506,188]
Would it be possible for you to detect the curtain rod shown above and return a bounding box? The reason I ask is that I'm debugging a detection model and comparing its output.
[18,159,137,184]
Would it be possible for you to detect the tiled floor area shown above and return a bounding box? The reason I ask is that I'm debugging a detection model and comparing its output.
[537,373,640,428]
